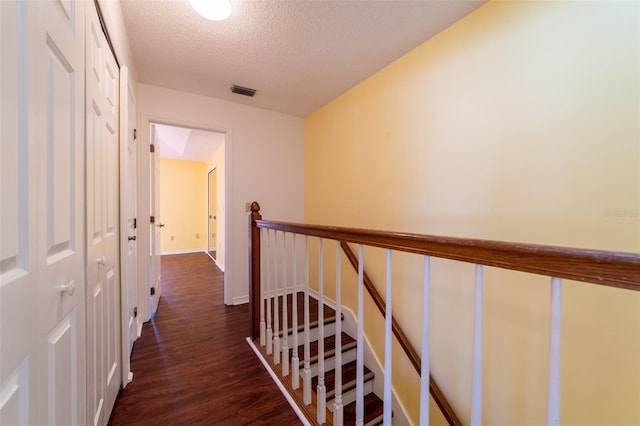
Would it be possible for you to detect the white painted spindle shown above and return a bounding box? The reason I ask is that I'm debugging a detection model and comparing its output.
[273,231,281,365]
[547,277,562,426]
[356,244,364,426]
[333,241,343,426]
[317,238,326,424]
[303,236,312,405]
[419,256,431,425]
[266,230,273,355]
[471,264,484,426]
[383,249,393,425]
[292,234,300,389]
[259,228,266,346]
[282,232,289,376]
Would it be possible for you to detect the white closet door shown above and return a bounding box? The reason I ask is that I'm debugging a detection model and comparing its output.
[1,0,86,424]
[85,4,121,426]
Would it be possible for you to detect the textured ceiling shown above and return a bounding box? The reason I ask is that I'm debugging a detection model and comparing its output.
[121,0,486,117]
[155,124,224,161]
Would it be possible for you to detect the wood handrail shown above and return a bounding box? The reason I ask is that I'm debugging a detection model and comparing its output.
[340,241,462,426]
[255,220,640,291]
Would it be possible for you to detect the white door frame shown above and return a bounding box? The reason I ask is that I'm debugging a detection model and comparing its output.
[136,114,233,322]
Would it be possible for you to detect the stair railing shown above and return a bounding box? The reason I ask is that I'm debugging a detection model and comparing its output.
[339,241,460,425]
[248,202,640,425]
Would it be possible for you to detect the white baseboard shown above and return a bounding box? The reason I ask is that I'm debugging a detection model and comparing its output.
[232,295,249,305]
[246,338,312,426]
[214,259,224,271]
[160,248,205,255]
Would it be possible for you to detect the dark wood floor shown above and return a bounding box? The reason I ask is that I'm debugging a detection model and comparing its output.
[108,252,301,426]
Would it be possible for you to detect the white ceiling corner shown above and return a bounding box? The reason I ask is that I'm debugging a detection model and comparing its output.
[155,124,224,161]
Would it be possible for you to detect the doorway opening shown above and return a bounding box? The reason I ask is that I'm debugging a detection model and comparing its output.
[138,115,231,318]
[152,122,226,271]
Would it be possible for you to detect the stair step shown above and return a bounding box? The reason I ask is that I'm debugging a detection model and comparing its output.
[260,292,388,426]
[264,291,335,330]
[299,334,358,378]
[303,332,355,362]
[343,393,386,426]
[278,315,341,345]
[286,332,354,364]
[324,360,374,400]
[309,360,375,410]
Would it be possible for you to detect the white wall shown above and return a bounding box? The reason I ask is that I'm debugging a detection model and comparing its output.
[138,83,304,304]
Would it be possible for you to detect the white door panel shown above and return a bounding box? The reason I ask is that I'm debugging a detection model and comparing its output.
[0,3,35,422]
[1,0,86,424]
[86,4,120,425]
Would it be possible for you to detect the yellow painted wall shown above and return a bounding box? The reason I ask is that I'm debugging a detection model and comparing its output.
[305,1,639,425]
[159,158,208,253]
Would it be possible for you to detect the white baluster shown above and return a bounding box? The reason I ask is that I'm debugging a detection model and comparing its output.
[547,277,562,426]
[356,244,364,426]
[317,238,326,424]
[282,232,290,376]
[259,228,266,346]
[471,264,483,426]
[383,249,392,425]
[292,234,300,389]
[419,256,431,426]
[266,230,273,355]
[333,241,343,426]
[273,231,281,365]
[303,236,312,405]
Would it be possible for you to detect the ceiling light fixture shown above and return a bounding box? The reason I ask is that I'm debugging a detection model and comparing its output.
[189,0,231,21]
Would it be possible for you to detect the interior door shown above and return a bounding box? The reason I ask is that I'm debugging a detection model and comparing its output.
[150,125,161,316]
[1,0,86,424]
[119,66,138,386]
[86,5,121,425]
[208,168,217,260]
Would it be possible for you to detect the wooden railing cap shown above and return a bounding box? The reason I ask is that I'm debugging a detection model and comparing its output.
[253,216,640,291]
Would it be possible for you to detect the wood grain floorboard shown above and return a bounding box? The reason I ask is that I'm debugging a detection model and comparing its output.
[108,253,301,426]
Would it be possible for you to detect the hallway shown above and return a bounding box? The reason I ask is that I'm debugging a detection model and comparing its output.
[108,253,301,425]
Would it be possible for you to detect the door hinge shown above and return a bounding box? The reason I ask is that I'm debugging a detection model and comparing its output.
[150,143,155,153]
[150,215,155,224]
[133,129,137,140]
[133,218,137,229]
[133,306,138,318]
[150,287,156,296]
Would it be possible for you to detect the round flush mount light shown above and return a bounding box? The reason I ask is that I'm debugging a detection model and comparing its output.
[189,0,231,21]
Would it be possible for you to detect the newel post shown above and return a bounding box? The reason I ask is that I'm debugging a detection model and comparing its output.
[248,201,262,341]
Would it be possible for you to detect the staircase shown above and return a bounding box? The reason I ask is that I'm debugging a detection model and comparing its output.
[255,292,386,425]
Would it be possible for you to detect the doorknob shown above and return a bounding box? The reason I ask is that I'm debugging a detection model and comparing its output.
[128,235,136,241]
[97,256,106,265]
[159,223,165,228]
[59,280,75,296]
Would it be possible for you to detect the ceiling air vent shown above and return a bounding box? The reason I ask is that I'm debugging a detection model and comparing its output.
[231,85,256,97]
